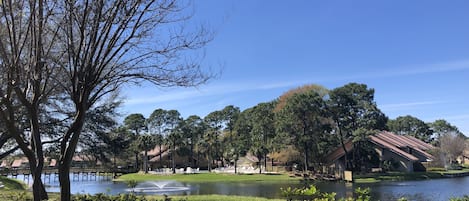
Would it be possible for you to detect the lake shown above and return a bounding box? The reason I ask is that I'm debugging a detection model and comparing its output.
[9,173,469,201]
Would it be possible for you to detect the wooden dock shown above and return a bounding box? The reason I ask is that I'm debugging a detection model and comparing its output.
[0,167,135,183]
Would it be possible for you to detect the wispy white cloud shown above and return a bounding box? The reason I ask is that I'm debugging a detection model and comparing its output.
[381,59,469,76]
[123,59,469,108]
[322,59,469,82]
[441,114,469,121]
[123,80,305,106]
[379,100,444,111]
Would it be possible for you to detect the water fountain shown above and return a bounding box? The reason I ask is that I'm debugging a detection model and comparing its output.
[127,181,191,194]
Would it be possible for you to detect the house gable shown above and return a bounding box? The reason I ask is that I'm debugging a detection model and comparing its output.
[325,131,434,173]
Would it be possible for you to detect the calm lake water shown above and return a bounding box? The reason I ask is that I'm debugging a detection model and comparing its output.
[9,173,469,201]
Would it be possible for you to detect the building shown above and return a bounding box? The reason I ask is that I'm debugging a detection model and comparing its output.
[11,157,29,169]
[325,131,434,178]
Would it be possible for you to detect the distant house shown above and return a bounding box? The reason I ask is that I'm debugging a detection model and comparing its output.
[0,160,9,169]
[325,131,434,178]
[48,159,57,168]
[11,157,29,169]
[72,155,100,168]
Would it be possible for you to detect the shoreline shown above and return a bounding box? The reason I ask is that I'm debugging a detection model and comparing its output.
[353,169,469,183]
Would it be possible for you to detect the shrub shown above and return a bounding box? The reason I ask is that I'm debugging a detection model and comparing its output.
[280,185,372,201]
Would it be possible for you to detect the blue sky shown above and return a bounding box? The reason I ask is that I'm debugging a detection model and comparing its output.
[122,0,469,134]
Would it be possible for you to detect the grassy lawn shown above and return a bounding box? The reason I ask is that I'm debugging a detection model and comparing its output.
[0,176,27,190]
[0,192,283,201]
[0,176,31,200]
[146,195,284,201]
[354,168,469,183]
[117,172,301,183]
[1,174,289,200]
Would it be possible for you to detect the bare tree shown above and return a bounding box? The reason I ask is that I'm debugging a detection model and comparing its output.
[0,0,63,199]
[0,0,213,200]
[439,132,466,167]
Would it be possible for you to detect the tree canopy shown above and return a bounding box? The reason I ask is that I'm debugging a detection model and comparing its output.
[0,0,213,200]
[387,115,433,142]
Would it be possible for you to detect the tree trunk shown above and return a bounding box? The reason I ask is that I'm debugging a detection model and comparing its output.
[172,146,176,174]
[264,153,267,173]
[258,154,262,174]
[29,158,48,201]
[59,107,87,201]
[271,158,274,172]
[338,126,350,170]
[303,149,309,172]
[207,146,212,172]
[159,144,163,168]
[135,153,139,171]
[30,107,48,201]
[32,174,48,201]
[59,161,71,201]
[144,150,148,173]
[190,142,194,167]
[234,158,238,174]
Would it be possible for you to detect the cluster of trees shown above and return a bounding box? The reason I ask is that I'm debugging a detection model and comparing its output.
[106,83,465,176]
[0,0,212,200]
[0,2,464,201]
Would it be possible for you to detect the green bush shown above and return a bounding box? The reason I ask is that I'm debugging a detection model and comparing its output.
[70,193,187,201]
[280,185,336,201]
[427,167,446,172]
[280,185,371,201]
[450,195,469,201]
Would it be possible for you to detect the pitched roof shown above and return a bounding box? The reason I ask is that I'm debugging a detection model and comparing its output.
[326,131,434,164]
[11,158,28,168]
[146,146,169,156]
[325,140,353,163]
[369,135,419,161]
[49,159,57,167]
[149,151,169,162]
[0,160,8,168]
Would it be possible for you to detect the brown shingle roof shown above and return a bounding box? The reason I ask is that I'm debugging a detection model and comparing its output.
[49,159,57,167]
[149,151,169,162]
[326,131,434,164]
[11,158,28,168]
[325,140,353,163]
[146,146,169,156]
[369,135,419,161]
[0,160,8,168]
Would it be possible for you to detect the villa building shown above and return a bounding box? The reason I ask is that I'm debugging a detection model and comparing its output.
[325,131,434,178]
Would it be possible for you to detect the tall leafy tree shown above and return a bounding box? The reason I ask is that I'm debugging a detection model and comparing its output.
[123,113,146,170]
[147,109,169,168]
[328,83,387,170]
[105,126,133,178]
[275,85,332,171]
[430,119,465,142]
[232,108,254,173]
[0,0,213,200]
[387,115,433,142]
[181,115,206,167]
[250,102,276,173]
[135,134,158,173]
[164,110,183,174]
[124,114,146,135]
[79,98,121,165]
[221,105,240,168]
[204,110,224,171]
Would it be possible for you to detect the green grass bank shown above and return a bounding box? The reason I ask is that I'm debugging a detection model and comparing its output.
[117,172,301,183]
[354,168,469,183]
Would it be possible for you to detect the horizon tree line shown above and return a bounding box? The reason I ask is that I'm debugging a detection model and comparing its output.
[92,82,466,174]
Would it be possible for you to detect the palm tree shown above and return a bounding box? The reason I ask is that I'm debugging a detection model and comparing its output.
[135,134,157,173]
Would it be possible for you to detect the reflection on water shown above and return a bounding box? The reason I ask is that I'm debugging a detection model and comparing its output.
[6,173,469,200]
[128,181,191,194]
